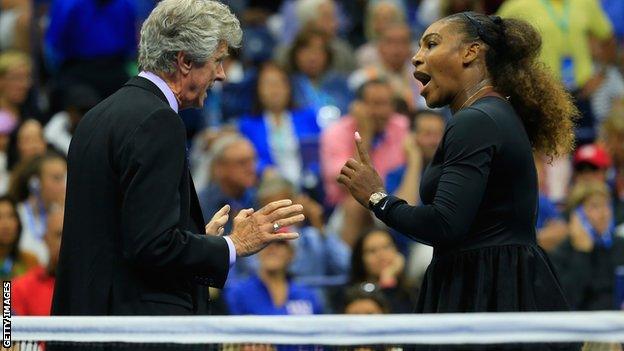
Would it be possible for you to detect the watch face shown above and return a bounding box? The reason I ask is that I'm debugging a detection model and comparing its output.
[370,192,384,205]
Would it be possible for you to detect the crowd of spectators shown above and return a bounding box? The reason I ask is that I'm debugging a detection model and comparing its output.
[1,0,623,316]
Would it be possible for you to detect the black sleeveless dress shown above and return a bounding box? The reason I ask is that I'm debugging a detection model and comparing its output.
[372,96,570,313]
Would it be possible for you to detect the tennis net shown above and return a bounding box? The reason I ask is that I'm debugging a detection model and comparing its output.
[7,311,624,350]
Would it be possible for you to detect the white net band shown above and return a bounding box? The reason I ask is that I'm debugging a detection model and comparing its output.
[10,311,624,345]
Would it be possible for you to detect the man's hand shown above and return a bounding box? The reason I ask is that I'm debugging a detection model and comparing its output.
[205,205,230,236]
[229,200,304,257]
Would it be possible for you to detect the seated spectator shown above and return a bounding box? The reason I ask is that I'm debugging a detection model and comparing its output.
[573,144,611,185]
[45,0,137,113]
[386,110,446,205]
[551,181,624,310]
[14,119,47,165]
[589,36,624,126]
[189,126,239,192]
[287,29,353,118]
[257,176,350,280]
[0,195,38,281]
[44,84,100,156]
[0,0,32,52]
[347,228,415,314]
[223,175,350,304]
[534,153,568,252]
[0,51,37,128]
[343,283,389,314]
[8,152,66,264]
[238,62,322,194]
[179,50,253,140]
[321,79,408,246]
[198,135,258,235]
[275,0,356,74]
[600,107,624,224]
[536,193,568,253]
[12,206,63,315]
[356,0,406,68]
[0,111,17,194]
[418,0,486,28]
[349,22,422,114]
[384,110,444,280]
[498,0,615,145]
[225,240,322,315]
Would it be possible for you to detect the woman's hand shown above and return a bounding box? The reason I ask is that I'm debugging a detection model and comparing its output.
[379,253,405,288]
[337,132,385,208]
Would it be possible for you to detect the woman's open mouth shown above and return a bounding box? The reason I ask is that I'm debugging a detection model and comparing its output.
[413,71,431,87]
[413,71,432,96]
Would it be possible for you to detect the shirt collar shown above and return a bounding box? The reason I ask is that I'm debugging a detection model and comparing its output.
[138,71,179,113]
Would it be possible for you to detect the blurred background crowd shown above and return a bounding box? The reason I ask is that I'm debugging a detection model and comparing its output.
[0,0,623,317]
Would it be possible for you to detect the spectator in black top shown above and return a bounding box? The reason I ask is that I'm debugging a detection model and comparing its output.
[348,228,415,313]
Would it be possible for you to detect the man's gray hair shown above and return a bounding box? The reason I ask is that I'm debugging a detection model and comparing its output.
[210,134,249,163]
[138,0,242,74]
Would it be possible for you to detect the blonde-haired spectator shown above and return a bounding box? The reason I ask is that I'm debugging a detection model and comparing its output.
[600,105,624,224]
[0,51,33,127]
[356,0,406,68]
[551,181,624,310]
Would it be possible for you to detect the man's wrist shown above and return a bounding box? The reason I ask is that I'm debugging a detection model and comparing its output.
[223,236,237,266]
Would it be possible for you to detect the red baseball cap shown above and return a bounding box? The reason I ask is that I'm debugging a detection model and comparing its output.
[573,144,611,169]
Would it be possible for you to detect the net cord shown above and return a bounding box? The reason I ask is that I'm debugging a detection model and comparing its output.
[11,312,624,345]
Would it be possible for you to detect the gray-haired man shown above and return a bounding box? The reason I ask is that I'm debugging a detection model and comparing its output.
[52,0,303,316]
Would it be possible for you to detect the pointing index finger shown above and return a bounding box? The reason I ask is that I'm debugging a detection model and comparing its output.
[355,131,373,166]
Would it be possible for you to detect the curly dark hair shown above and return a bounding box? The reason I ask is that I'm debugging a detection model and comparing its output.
[444,12,578,158]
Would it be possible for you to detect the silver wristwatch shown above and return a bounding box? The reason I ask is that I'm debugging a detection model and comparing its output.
[368,191,388,209]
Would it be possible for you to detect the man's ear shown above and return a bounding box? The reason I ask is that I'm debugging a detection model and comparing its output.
[175,51,193,76]
[462,42,482,66]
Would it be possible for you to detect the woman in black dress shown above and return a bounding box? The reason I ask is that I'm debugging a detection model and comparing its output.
[338,11,577,315]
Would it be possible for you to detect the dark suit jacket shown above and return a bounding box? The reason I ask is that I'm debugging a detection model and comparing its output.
[51,76,230,316]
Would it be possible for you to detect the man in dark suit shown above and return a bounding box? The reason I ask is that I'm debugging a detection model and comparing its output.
[51,0,304,316]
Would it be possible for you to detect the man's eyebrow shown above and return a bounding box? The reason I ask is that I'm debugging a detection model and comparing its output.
[419,33,441,45]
